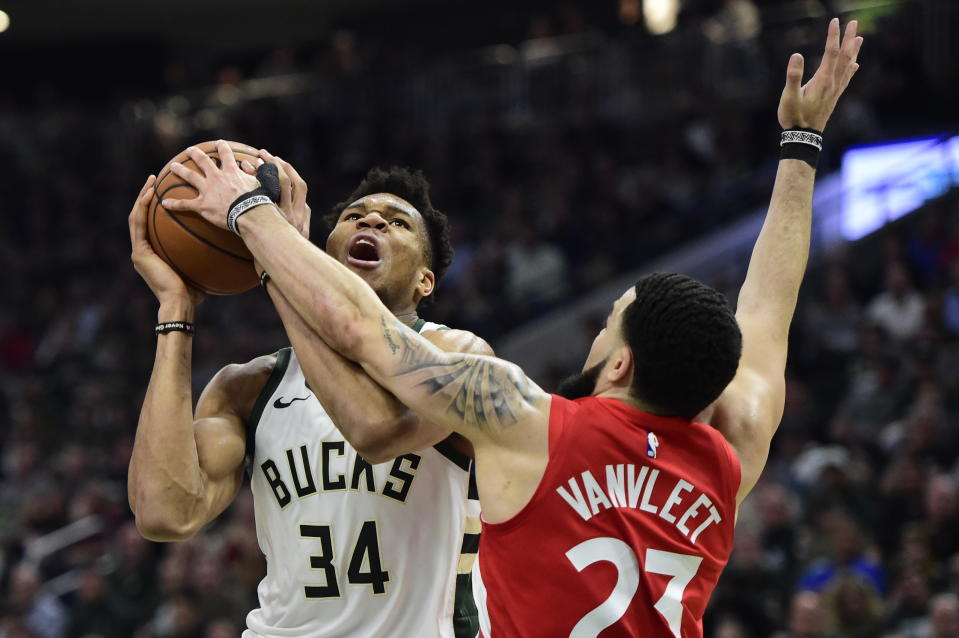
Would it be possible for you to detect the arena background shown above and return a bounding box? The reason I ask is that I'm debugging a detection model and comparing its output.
[1,0,958,636]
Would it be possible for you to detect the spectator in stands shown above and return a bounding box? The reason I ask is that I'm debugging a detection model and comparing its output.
[203,618,239,638]
[803,267,861,368]
[866,263,926,342]
[834,350,905,445]
[883,566,934,637]
[712,616,750,638]
[774,591,834,638]
[824,574,886,638]
[64,568,116,638]
[0,612,38,638]
[924,475,959,564]
[755,483,799,580]
[105,521,159,633]
[6,563,66,638]
[927,593,959,638]
[150,594,201,638]
[799,514,885,597]
[505,224,569,315]
[943,261,959,337]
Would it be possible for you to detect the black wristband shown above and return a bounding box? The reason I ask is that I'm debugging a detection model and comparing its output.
[260,270,271,288]
[226,163,282,235]
[780,127,823,170]
[227,192,273,235]
[155,321,194,335]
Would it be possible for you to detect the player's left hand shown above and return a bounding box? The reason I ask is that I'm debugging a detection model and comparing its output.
[163,140,263,231]
[778,18,863,132]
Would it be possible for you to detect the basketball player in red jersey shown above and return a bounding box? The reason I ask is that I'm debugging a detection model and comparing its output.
[166,18,862,637]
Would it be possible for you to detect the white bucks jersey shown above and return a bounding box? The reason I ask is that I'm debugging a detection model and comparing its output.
[243,320,480,638]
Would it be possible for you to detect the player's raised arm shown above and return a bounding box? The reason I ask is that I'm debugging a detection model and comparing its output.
[127,176,254,541]
[706,19,863,502]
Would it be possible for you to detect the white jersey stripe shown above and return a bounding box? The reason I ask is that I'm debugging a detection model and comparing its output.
[472,549,493,638]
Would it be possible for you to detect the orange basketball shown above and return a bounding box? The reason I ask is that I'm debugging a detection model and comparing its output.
[147,140,262,295]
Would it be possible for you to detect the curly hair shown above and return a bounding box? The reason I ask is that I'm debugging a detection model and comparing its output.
[324,167,454,291]
[622,272,742,418]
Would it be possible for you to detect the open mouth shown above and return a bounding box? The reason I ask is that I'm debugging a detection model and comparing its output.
[347,236,382,269]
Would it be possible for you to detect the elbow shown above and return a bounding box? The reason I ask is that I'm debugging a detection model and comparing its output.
[354,447,394,466]
[348,413,418,465]
[132,501,200,543]
[350,432,398,466]
[333,318,366,361]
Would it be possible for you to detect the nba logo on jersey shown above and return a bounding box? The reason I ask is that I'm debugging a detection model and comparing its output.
[646,432,659,458]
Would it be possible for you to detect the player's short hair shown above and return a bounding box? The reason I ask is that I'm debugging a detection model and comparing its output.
[325,167,454,287]
[622,272,742,419]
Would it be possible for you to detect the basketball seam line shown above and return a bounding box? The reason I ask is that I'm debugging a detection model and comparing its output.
[149,195,234,295]
[155,182,256,264]
[154,145,257,185]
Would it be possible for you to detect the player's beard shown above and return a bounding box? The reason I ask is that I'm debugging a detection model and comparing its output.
[556,360,605,400]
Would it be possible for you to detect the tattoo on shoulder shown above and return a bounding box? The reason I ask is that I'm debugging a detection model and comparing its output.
[381,315,536,431]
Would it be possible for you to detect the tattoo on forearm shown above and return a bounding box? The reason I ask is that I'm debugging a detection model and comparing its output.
[381,316,399,355]
[380,315,535,431]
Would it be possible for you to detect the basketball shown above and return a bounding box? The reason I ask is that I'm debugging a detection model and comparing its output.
[147,140,262,295]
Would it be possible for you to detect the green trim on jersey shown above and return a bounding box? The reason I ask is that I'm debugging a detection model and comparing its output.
[453,470,480,638]
[415,316,477,637]
[245,347,292,462]
[453,572,479,638]
[413,317,450,332]
[433,438,471,471]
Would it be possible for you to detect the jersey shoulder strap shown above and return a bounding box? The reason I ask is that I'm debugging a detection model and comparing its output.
[245,347,292,463]
[412,317,450,332]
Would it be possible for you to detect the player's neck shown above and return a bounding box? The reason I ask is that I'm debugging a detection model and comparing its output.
[594,388,669,416]
[393,310,419,328]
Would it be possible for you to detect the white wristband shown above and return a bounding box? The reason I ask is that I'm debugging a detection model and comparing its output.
[780,130,823,151]
[227,195,273,235]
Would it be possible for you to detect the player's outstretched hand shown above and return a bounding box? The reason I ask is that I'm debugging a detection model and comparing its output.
[163,140,263,231]
[128,175,205,308]
[778,18,863,131]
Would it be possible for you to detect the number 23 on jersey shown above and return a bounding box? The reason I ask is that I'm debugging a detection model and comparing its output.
[567,538,702,638]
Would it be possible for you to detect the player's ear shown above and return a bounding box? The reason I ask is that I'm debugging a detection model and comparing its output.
[415,268,435,299]
[605,344,633,385]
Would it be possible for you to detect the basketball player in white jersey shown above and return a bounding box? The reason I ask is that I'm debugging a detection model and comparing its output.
[127,164,488,637]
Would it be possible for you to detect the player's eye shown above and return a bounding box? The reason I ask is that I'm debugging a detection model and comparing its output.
[343,213,362,221]
[390,219,409,228]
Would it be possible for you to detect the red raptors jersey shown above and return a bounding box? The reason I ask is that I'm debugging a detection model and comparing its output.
[473,395,740,638]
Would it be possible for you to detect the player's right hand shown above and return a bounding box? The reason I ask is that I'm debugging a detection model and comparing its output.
[129,175,205,308]
[777,18,863,132]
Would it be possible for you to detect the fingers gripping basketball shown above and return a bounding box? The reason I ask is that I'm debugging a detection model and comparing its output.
[147,140,262,295]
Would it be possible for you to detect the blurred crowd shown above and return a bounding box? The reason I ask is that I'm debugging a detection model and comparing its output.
[706,190,959,638]
[1,0,957,636]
